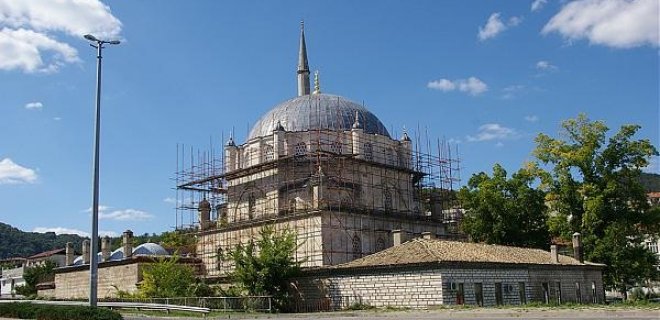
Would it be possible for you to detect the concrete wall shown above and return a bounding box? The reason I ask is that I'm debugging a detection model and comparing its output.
[54,263,142,299]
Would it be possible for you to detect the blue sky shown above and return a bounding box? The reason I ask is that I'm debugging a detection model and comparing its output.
[0,0,657,238]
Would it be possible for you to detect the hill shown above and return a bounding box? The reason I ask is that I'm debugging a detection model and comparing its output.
[640,172,660,192]
[0,222,86,259]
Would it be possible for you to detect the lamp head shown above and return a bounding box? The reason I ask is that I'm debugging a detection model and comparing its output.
[108,40,121,45]
[84,34,99,42]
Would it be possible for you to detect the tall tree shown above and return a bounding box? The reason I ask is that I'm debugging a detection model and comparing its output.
[227,225,301,302]
[533,114,660,298]
[458,163,550,249]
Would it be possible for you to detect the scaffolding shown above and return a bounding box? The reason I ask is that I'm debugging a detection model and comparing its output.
[173,125,462,276]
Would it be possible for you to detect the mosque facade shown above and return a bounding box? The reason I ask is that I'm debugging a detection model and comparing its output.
[191,24,453,277]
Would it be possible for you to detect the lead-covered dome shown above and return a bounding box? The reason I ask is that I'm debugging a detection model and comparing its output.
[247,94,390,140]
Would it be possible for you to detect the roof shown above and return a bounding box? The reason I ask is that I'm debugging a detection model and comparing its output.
[335,239,599,269]
[72,242,169,266]
[247,93,391,140]
[27,248,65,260]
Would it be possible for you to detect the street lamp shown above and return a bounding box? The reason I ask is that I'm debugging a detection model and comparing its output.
[84,33,120,307]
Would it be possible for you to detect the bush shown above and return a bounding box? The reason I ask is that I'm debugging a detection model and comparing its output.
[0,303,122,320]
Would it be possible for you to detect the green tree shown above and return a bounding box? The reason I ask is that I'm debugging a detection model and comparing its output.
[138,255,196,298]
[458,164,550,249]
[533,114,660,298]
[227,225,301,301]
[15,260,56,296]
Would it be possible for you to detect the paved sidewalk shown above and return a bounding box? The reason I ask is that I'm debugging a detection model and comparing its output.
[120,308,660,320]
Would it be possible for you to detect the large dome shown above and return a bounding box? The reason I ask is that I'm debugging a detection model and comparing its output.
[247,93,391,140]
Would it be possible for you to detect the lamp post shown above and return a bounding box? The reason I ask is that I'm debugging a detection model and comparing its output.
[83,33,120,307]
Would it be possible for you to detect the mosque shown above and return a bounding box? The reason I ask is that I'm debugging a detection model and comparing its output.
[45,23,604,308]
[188,23,453,277]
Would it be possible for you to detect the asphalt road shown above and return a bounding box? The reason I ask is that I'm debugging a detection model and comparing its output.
[120,308,660,320]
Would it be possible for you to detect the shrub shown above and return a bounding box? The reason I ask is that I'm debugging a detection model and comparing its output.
[0,303,122,320]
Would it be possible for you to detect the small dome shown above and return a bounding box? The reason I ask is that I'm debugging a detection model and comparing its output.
[133,243,169,256]
[248,94,390,140]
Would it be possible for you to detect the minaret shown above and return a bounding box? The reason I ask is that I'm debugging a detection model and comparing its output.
[297,21,311,96]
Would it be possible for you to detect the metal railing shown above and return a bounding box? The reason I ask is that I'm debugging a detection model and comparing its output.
[104,296,273,312]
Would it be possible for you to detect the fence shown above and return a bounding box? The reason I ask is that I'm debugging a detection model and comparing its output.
[104,295,368,313]
[104,296,273,312]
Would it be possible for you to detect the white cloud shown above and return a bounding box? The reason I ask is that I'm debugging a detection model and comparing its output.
[0,28,79,73]
[427,77,488,96]
[100,209,154,221]
[427,79,456,91]
[467,123,518,142]
[53,117,61,121]
[25,101,43,109]
[0,158,37,184]
[33,227,89,237]
[643,155,659,174]
[525,115,540,122]
[163,197,177,204]
[84,205,111,213]
[0,0,122,73]
[542,0,659,48]
[99,230,119,237]
[478,13,523,41]
[536,60,558,70]
[531,0,548,12]
[502,85,525,99]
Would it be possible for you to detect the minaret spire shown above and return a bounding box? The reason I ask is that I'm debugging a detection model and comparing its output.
[297,20,311,96]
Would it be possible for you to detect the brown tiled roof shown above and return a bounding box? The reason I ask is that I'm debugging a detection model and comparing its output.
[335,239,597,269]
[27,248,66,259]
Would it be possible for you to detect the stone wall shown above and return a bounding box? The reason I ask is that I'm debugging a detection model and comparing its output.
[54,263,142,299]
[293,263,604,309]
[294,268,444,309]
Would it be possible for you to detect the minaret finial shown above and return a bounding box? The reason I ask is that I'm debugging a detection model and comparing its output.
[352,111,362,129]
[313,70,321,94]
[297,20,311,96]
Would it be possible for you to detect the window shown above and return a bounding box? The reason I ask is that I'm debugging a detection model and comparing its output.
[474,283,483,306]
[518,282,527,304]
[647,241,658,253]
[352,235,362,259]
[363,143,373,161]
[495,282,503,305]
[591,282,597,303]
[556,281,562,304]
[263,145,274,162]
[248,194,256,219]
[330,141,342,155]
[376,237,386,252]
[386,148,394,165]
[456,283,465,305]
[575,282,582,304]
[294,142,307,156]
[383,189,392,211]
[216,247,224,271]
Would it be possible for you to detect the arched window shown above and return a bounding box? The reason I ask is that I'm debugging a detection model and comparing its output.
[386,148,395,165]
[294,142,307,156]
[376,237,386,252]
[330,141,342,155]
[216,247,224,271]
[352,234,362,259]
[363,143,373,161]
[248,194,256,219]
[383,189,393,211]
[263,145,274,162]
